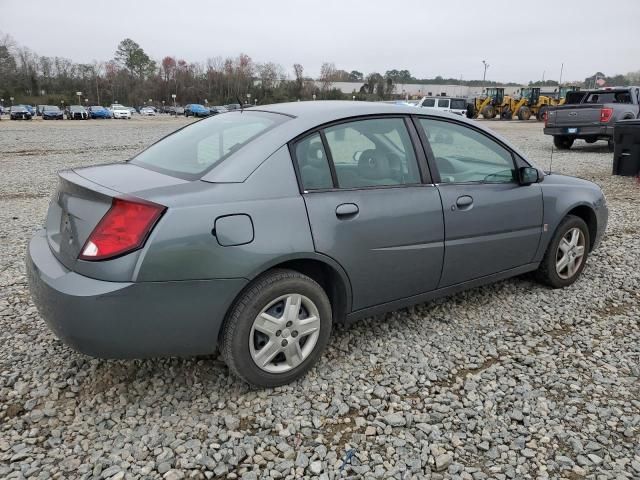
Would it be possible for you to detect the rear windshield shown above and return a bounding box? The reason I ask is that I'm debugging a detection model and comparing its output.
[450,99,466,109]
[584,91,632,104]
[130,111,287,179]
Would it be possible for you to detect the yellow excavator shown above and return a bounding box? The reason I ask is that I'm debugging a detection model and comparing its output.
[473,87,509,119]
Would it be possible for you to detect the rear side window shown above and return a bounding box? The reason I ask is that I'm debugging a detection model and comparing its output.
[324,118,421,188]
[131,111,286,179]
[294,133,333,191]
[437,99,450,108]
[422,98,435,107]
[584,91,632,104]
[450,99,466,109]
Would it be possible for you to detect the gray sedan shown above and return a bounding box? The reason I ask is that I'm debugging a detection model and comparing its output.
[26,101,608,387]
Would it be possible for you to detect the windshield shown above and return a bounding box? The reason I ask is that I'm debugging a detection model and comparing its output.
[43,105,60,111]
[91,106,105,111]
[12,106,27,112]
[131,111,288,179]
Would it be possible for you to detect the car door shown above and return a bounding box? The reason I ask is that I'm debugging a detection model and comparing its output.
[437,98,451,113]
[416,117,543,288]
[291,117,445,311]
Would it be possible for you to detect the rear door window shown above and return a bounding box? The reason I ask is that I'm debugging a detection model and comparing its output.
[437,99,450,108]
[323,118,421,188]
[294,133,333,191]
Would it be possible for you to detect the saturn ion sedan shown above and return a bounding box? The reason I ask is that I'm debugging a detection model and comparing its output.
[27,101,608,387]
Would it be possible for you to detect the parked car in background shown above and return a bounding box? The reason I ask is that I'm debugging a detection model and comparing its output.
[88,106,111,119]
[66,105,89,120]
[128,107,136,115]
[209,106,228,115]
[10,105,32,120]
[544,86,640,151]
[169,106,185,116]
[225,103,242,111]
[140,106,156,116]
[36,105,47,116]
[26,102,608,387]
[417,96,468,116]
[42,105,64,120]
[111,105,132,119]
[185,104,210,117]
[25,105,36,117]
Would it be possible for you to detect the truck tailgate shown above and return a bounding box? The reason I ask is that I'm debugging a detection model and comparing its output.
[548,104,602,127]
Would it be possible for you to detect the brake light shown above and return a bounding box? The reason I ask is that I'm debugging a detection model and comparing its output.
[600,107,613,123]
[79,197,165,261]
[544,110,550,127]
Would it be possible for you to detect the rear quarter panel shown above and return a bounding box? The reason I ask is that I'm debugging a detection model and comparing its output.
[135,146,317,281]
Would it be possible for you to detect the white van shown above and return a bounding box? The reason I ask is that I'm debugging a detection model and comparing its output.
[417,96,468,116]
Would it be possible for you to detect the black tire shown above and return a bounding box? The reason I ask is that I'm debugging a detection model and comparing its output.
[585,137,598,144]
[517,106,531,121]
[481,105,495,119]
[536,106,548,122]
[536,215,590,289]
[553,135,574,150]
[501,108,513,120]
[220,269,332,387]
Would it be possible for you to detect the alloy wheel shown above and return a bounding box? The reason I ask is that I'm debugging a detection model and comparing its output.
[555,227,586,280]
[249,294,321,373]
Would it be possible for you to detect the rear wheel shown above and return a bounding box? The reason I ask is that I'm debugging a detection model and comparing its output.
[585,136,598,144]
[501,108,513,120]
[220,269,332,387]
[536,215,590,288]
[517,106,531,121]
[553,135,574,150]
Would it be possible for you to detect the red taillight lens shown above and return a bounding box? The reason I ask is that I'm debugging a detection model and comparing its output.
[79,197,165,261]
[600,107,613,123]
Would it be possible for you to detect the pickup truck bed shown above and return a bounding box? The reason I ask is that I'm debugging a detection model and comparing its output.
[544,87,640,150]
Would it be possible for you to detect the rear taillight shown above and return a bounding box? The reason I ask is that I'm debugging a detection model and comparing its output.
[79,197,165,261]
[600,107,613,123]
[544,110,550,127]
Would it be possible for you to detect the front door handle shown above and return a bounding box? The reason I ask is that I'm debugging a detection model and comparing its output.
[335,203,359,218]
[455,195,474,209]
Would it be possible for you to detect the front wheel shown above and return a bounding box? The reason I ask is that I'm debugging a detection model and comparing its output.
[220,269,332,387]
[536,215,590,288]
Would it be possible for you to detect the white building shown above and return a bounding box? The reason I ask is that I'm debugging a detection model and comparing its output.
[324,81,524,99]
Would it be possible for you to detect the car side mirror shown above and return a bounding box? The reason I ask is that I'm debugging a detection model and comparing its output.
[518,166,543,185]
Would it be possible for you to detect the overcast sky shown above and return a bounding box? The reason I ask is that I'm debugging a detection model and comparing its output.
[1,0,638,83]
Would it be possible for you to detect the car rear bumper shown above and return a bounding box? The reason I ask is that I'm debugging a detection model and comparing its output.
[543,125,614,138]
[26,229,247,358]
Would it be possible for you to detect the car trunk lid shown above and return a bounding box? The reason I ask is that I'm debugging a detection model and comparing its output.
[46,163,187,271]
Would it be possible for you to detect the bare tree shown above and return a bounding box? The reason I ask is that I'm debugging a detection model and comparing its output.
[319,62,336,91]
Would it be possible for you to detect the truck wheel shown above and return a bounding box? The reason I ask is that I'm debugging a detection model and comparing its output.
[585,137,597,144]
[536,106,548,122]
[501,108,513,120]
[553,136,574,150]
[481,106,495,119]
[517,107,531,121]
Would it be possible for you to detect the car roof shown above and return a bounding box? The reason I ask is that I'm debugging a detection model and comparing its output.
[199,101,532,183]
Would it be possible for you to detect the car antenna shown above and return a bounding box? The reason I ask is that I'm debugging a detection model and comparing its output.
[236,96,244,111]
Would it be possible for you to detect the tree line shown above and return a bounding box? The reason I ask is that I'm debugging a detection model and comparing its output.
[1,33,639,107]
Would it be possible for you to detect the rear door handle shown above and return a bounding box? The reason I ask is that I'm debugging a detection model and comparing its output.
[455,195,473,209]
[335,203,359,218]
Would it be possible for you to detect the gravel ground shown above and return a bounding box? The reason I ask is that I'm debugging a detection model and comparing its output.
[0,115,638,480]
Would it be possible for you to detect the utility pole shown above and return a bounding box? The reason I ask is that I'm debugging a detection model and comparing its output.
[482,60,490,93]
[559,63,564,87]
